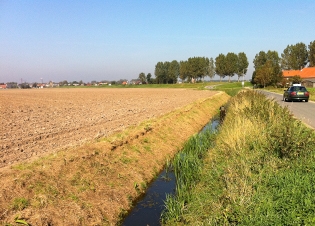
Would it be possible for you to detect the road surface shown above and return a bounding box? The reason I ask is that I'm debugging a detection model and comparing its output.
[259,90,315,129]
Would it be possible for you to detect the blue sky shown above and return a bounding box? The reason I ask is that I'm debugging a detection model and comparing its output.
[1,0,315,83]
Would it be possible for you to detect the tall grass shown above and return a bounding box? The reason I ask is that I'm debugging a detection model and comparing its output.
[161,123,217,223]
[162,90,315,225]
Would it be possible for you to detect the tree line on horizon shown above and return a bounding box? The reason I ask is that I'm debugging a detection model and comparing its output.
[148,53,249,84]
[253,40,315,87]
[138,40,315,87]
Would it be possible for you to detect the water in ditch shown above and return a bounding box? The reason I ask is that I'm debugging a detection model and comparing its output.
[122,169,176,226]
[122,119,219,226]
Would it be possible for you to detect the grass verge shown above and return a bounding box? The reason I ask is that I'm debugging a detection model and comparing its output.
[214,81,251,97]
[162,89,315,225]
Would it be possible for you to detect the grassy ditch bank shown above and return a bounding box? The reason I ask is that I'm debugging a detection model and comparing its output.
[0,92,230,226]
[161,123,218,224]
[163,90,315,225]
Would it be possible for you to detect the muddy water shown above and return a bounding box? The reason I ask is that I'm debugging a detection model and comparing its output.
[122,119,219,226]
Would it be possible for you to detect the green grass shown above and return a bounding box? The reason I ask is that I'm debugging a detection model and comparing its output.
[161,123,217,224]
[215,81,249,89]
[162,90,315,225]
[214,81,252,97]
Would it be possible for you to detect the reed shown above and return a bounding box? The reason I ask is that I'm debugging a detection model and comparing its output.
[161,124,217,223]
[162,90,315,225]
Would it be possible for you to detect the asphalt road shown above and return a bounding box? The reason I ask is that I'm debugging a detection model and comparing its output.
[259,90,315,129]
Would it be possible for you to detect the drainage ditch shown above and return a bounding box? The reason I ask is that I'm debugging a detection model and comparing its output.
[122,119,219,226]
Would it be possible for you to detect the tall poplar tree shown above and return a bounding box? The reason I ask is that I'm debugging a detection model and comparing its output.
[253,51,267,69]
[309,40,315,67]
[253,50,282,87]
[267,50,282,86]
[254,61,273,88]
[281,42,308,70]
[155,62,168,84]
[236,52,249,82]
[201,57,209,82]
[168,60,180,84]
[215,54,226,82]
[207,57,215,81]
[179,61,189,82]
[163,61,170,84]
[146,73,152,84]
[138,72,146,84]
[187,57,208,82]
[225,52,238,82]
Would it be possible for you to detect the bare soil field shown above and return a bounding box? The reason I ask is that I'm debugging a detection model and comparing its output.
[0,88,230,225]
[0,88,218,168]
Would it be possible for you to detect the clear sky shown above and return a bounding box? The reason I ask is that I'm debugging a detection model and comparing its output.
[1,0,315,84]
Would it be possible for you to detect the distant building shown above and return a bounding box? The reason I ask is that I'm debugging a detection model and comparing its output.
[36,83,45,88]
[130,79,141,85]
[282,67,315,87]
[6,82,18,89]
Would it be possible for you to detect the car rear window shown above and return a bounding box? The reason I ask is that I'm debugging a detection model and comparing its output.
[291,86,307,91]
[299,87,307,91]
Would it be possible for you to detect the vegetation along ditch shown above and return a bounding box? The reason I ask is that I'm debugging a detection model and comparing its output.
[162,90,315,225]
[122,119,220,226]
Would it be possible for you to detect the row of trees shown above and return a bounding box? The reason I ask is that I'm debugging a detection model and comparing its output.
[154,60,180,84]
[152,53,248,84]
[179,57,214,83]
[153,57,214,84]
[215,52,248,82]
[138,72,153,84]
[253,40,315,87]
[281,41,315,70]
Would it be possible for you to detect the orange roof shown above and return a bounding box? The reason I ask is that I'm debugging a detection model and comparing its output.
[282,67,315,79]
[282,70,300,77]
[300,67,315,78]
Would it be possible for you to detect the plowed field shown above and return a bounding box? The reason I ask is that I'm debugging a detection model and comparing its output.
[0,88,217,168]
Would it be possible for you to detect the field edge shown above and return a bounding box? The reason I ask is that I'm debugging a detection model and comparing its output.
[0,92,230,226]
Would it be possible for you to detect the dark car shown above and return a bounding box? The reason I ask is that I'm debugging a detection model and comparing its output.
[283,85,309,102]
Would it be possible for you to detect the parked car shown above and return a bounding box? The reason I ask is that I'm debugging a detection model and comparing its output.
[283,85,309,102]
